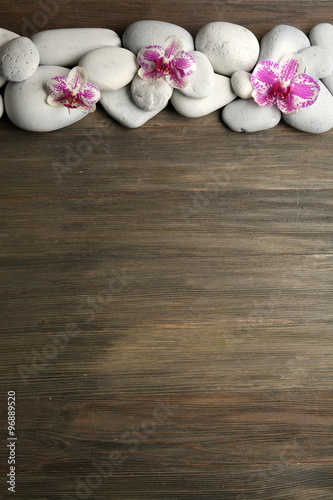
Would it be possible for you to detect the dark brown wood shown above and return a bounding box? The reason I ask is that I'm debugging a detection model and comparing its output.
[1,1,333,498]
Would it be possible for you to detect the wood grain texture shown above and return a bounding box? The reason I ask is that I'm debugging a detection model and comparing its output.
[1,1,333,498]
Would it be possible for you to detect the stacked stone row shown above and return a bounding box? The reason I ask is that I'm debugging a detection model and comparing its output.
[0,20,333,133]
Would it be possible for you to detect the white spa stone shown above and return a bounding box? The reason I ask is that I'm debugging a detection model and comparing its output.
[178,51,214,99]
[298,46,333,80]
[231,70,254,99]
[170,73,236,118]
[4,66,88,132]
[131,74,173,111]
[122,20,194,55]
[283,81,333,133]
[78,46,139,91]
[0,94,3,118]
[258,24,310,62]
[222,99,281,132]
[322,73,333,95]
[0,36,40,82]
[31,28,121,67]
[195,22,259,76]
[0,28,19,87]
[309,23,333,52]
[100,84,166,128]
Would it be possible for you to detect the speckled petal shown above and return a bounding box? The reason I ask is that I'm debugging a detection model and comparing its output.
[163,36,183,59]
[137,46,164,72]
[290,74,320,110]
[252,89,277,107]
[279,53,304,86]
[251,60,280,95]
[67,66,87,93]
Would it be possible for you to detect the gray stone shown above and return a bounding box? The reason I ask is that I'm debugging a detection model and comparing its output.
[31,28,121,66]
[0,94,3,118]
[4,66,88,132]
[131,74,173,111]
[122,20,194,55]
[322,73,333,94]
[195,22,259,76]
[222,98,281,132]
[283,81,333,133]
[298,46,333,79]
[171,73,236,118]
[259,25,310,62]
[79,46,138,91]
[100,84,165,128]
[0,36,40,82]
[0,28,19,87]
[178,51,214,99]
[309,23,333,52]
[231,71,254,99]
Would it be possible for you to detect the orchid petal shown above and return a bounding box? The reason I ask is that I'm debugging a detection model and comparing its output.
[290,74,320,109]
[79,82,101,108]
[276,93,295,114]
[279,53,304,86]
[138,68,160,81]
[252,89,277,107]
[165,68,188,89]
[137,46,164,71]
[47,75,70,98]
[251,60,280,94]
[67,66,87,93]
[173,52,196,76]
[163,36,183,59]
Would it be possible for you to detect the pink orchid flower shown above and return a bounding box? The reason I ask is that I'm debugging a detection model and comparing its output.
[137,35,196,89]
[47,66,101,113]
[251,53,320,114]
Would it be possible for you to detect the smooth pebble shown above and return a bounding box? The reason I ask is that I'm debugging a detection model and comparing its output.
[222,99,281,132]
[0,36,40,82]
[322,73,333,95]
[122,20,194,55]
[298,46,333,80]
[0,28,19,87]
[195,22,259,76]
[178,51,214,99]
[171,73,236,118]
[31,28,121,66]
[100,84,166,128]
[283,81,333,133]
[231,71,254,99]
[131,74,173,111]
[79,46,138,91]
[4,66,88,132]
[258,24,310,62]
[309,23,333,52]
[0,94,3,118]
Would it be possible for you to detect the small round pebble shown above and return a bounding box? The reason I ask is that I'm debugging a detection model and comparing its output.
[222,99,281,132]
[0,36,40,82]
[131,74,173,111]
[195,22,259,76]
[231,71,254,99]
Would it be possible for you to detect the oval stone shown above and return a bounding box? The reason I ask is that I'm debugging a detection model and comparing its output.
[0,28,20,87]
[195,22,259,76]
[309,23,333,52]
[283,81,333,133]
[222,99,281,132]
[0,36,40,82]
[4,66,88,132]
[258,25,310,62]
[0,94,3,118]
[178,51,214,99]
[31,28,121,66]
[122,20,194,55]
[231,71,254,99]
[100,84,166,128]
[298,46,333,80]
[131,74,173,111]
[79,47,139,91]
[171,73,236,118]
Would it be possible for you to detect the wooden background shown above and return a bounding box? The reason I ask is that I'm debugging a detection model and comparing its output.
[1,1,333,498]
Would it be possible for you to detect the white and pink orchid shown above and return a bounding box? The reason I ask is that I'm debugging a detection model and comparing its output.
[251,53,320,114]
[137,35,196,89]
[47,66,101,113]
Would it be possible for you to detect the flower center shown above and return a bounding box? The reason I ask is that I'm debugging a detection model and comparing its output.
[272,81,291,99]
[156,57,171,75]
[64,90,79,108]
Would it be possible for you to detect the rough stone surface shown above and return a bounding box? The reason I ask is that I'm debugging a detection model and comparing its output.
[195,22,259,76]
[283,81,333,133]
[31,28,121,66]
[122,20,194,55]
[258,24,310,62]
[178,51,214,99]
[100,84,166,128]
[131,74,173,111]
[4,66,88,132]
[231,71,254,99]
[171,73,236,118]
[0,36,40,82]
[298,46,333,80]
[222,99,281,132]
[79,46,138,91]
[0,28,19,87]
